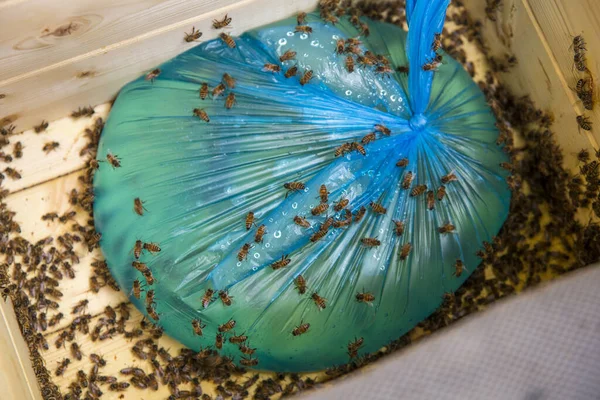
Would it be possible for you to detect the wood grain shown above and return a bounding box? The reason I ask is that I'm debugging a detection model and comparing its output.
[0,0,320,133]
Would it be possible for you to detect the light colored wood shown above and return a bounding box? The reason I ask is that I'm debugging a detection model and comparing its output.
[2,104,110,194]
[0,0,320,133]
[0,298,44,400]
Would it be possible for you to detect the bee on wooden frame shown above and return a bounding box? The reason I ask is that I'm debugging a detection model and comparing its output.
[577,115,592,132]
[145,68,161,82]
[43,141,60,153]
[213,14,232,29]
[184,27,202,42]
[297,12,307,25]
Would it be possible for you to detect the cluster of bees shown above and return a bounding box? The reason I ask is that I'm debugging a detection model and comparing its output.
[571,35,595,134]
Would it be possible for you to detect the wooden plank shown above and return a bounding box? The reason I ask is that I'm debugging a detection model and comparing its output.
[0,298,43,400]
[0,0,319,133]
[1,104,110,194]
[461,0,597,172]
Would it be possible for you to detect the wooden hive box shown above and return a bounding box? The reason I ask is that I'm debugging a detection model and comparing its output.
[1,0,598,398]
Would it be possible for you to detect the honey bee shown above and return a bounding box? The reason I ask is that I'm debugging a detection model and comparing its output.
[453,259,464,277]
[202,288,214,308]
[72,299,89,314]
[200,82,209,99]
[193,108,210,122]
[336,39,345,54]
[184,27,202,42]
[229,333,248,344]
[146,304,159,320]
[239,343,256,355]
[284,65,298,78]
[225,92,237,109]
[34,120,49,133]
[109,382,130,391]
[146,289,155,307]
[132,261,149,273]
[145,68,161,82]
[347,337,363,358]
[293,215,311,228]
[218,319,236,332]
[345,55,355,72]
[284,181,305,197]
[219,33,236,48]
[335,142,352,157]
[192,319,206,336]
[574,52,587,72]
[143,269,155,285]
[571,34,586,53]
[263,63,281,72]
[333,209,353,228]
[351,142,366,155]
[240,356,259,366]
[392,220,405,236]
[106,152,121,168]
[311,292,327,310]
[375,65,393,76]
[134,197,147,216]
[294,275,307,294]
[577,115,592,131]
[354,206,367,222]
[361,132,376,144]
[43,141,60,153]
[41,212,59,221]
[56,358,70,376]
[219,290,233,306]
[280,50,297,62]
[400,171,414,189]
[432,33,442,51]
[271,254,291,270]
[292,321,310,336]
[361,237,381,247]
[244,211,256,230]
[211,83,226,98]
[3,167,20,179]
[238,243,252,261]
[13,141,23,158]
[300,69,313,85]
[441,172,457,184]
[213,14,232,29]
[143,242,161,253]
[222,73,236,88]
[410,184,427,197]
[438,223,456,234]
[132,279,142,299]
[356,291,375,304]
[400,242,412,260]
[318,184,330,203]
[71,342,83,360]
[423,56,442,71]
[297,12,307,25]
[437,185,446,201]
[310,228,327,242]
[254,224,267,243]
[333,197,348,212]
[359,22,370,36]
[311,202,329,216]
[295,25,313,34]
[370,201,386,215]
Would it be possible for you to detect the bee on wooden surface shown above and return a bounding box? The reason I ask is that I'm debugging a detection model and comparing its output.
[453,259,464,277]
[437,185,446,201]
[213,14,232,29]
[34,120,49,133]
[334,197,349,212]
[576,149,590,163]
[410,184,427,197]
[347,337,363,358]
[571,34,586,53]
[438,223,456,234]
[370,201,386,215]
[229,333,248,343]
[42,141,59,154]
[215,333,224,350]
[49,313,64,327]
[300,69,313,85]
[238,243,252,261]
[292,321,310,336]
[200,82,209,99]
[77,370,88,388]
[402,171,414,189]
[297,11,307,25]
[335,39,345,54]
[109,382,130,391]
[145,68,161,82]
[217,32,235,49]
[294,275,307,294]
[335,142,352,157]
[42,212,59,221]
[577,115,592,132]
[311,202,329,216]
[284,181,305,197]
[432,33,442,51]
[441,172,457,184]
[146,289,155,307]
[295,25,313,34]
[12,141,23,158]
[285,65,298,78]
[254,224,267,243]
[132,279,142,299]
[225,92,237,109]
[193,108,210,122]
[361,132,376,145]
[146,304,159,320]
[90,353,106,366]
[392,220,405,236]
[192,319,206,336]
[71,342,83,360]
[202,288,214,308]
[351,141,366,155]
[72,299,88,314]
[222,73,236,88]
[361,237,381,247]
[56,358,70,376]
[184,27,202,42]
[311,292,327,310]
[271,254,291,270]
[399,242,412,260]
[263,63,281,72]
[143,242,161,253]
[240,356,259,366]
[575,54,587,72]
[293,215,311,228]
[280,50,297,62]
[219,290,233,306]
[218,318,236,333]
[356,291,375,304]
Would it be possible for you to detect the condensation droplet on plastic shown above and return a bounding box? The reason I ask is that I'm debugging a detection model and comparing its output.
[236,262,242,267]
[278,38,287,45]
[252,266,258,271]
[390,95,397,102]
[274,230,282,238]
[304,187,309,192]
[332,34,339,39]
[220,245,225,249]
[269,218,274,222]
[286,31,294,37]
[379,228,384,234]
[310,40,319,47]
[380,90,387,96]
[292,202,298,209]
[265,243,270,248]
[282,211,287,216]
[300,34,308,40]
[254,253,260,259]
[226,187,232,193]
[345,90,352,96]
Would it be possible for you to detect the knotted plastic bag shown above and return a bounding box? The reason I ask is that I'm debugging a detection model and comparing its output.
[94,0,510,372]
